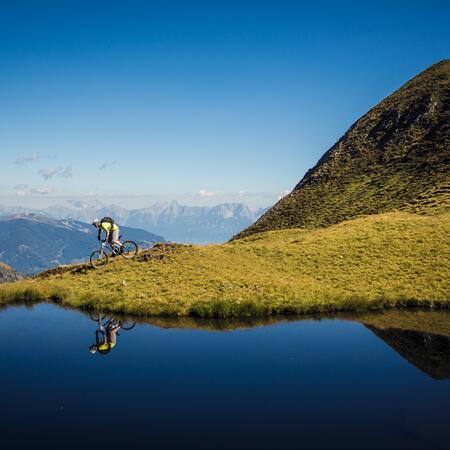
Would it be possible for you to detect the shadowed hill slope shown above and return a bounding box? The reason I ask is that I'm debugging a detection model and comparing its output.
[234,60,450,239]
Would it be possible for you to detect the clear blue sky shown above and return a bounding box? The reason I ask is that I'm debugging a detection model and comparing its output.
[1,0,449,208]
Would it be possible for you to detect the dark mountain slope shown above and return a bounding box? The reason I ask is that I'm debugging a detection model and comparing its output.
[235,60,450,239]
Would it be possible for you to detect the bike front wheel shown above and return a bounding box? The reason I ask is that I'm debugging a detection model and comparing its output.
[89,313,106,322]
[90,249,109,269]
[119,321,136,330]
[121,241,138,259]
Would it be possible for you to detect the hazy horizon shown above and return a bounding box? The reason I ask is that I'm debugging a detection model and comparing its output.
[0,192,279,210]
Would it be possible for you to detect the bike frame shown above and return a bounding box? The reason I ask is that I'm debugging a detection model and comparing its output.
[95,316,119,333]
[98,240,122,257]
[90,235,137,269]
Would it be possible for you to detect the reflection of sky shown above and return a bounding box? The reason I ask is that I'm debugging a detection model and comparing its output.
[1,1,449,209]
[1,303,449,448]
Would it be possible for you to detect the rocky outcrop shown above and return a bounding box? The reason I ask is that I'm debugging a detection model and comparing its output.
[0,263,23,283]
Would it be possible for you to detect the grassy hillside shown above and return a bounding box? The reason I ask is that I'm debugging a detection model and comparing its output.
[235,60,450,239]
[0,210,448,317]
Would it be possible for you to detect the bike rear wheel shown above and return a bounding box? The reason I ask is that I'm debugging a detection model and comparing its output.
[121,241,138,259]
[90,249,109,269]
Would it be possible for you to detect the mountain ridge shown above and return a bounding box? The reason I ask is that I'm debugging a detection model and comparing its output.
[234,60,450,239]
[1,200,268,243]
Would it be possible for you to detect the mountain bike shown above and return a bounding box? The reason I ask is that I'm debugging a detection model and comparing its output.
[90,235,138,269]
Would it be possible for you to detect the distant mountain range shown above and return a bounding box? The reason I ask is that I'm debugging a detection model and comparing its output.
[0,201,268,244]
[0,214,164,275]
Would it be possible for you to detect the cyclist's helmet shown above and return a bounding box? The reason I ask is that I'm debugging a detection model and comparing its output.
[92,219,100,227]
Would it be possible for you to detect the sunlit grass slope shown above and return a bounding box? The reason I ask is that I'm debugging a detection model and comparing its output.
[0,210,448,317]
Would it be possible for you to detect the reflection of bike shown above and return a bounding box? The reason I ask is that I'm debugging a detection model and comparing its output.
[89,314,136,355]
[90,235,138,269]
[89,314,136,331]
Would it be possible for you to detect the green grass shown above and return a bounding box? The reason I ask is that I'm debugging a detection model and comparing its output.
[0,210,448,317]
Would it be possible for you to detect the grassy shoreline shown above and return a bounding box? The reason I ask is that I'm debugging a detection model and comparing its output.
[1,300,449,339]
[0,211,449,318]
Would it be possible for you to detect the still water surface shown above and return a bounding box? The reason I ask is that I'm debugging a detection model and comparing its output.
[0,303,449,450]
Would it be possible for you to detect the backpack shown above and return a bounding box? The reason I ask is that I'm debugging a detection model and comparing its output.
[100,216,115,227]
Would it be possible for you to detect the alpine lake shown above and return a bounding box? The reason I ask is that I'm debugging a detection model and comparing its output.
[0,303,449,450]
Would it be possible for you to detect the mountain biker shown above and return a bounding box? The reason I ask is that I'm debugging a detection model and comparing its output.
[92,217,122,251]
[89,320,121,355]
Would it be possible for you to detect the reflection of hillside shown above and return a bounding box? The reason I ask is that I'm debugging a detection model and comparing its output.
[142,315,303,331]
[356,310,450,338]
[82,308,450,334]
[3,302,449,378]
[141,310,450,335]
[365,325,450,380]
[139,310,450,381]
[147,311,450,382]
[85,313,306,332]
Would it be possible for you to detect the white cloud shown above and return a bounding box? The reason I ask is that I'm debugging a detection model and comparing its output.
[14,189,28,197]
[198,189,218,198]
[278,189,291,200]
[99,161,117,170]
[14,184,29,197]
[60,165,73,179]
[13,184,54,197]
[15,152,39,164]
[38,165,73,180]
[237,190,247,197]
[32,187,54,195]
[39,167,60,180]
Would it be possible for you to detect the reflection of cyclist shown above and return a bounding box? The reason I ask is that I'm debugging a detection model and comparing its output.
[92,217,121,249]
[89,320,121,355]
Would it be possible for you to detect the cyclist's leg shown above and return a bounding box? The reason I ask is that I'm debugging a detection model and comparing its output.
[107,229,118,254]
[111,229,122,253]
[110,229,119,244]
